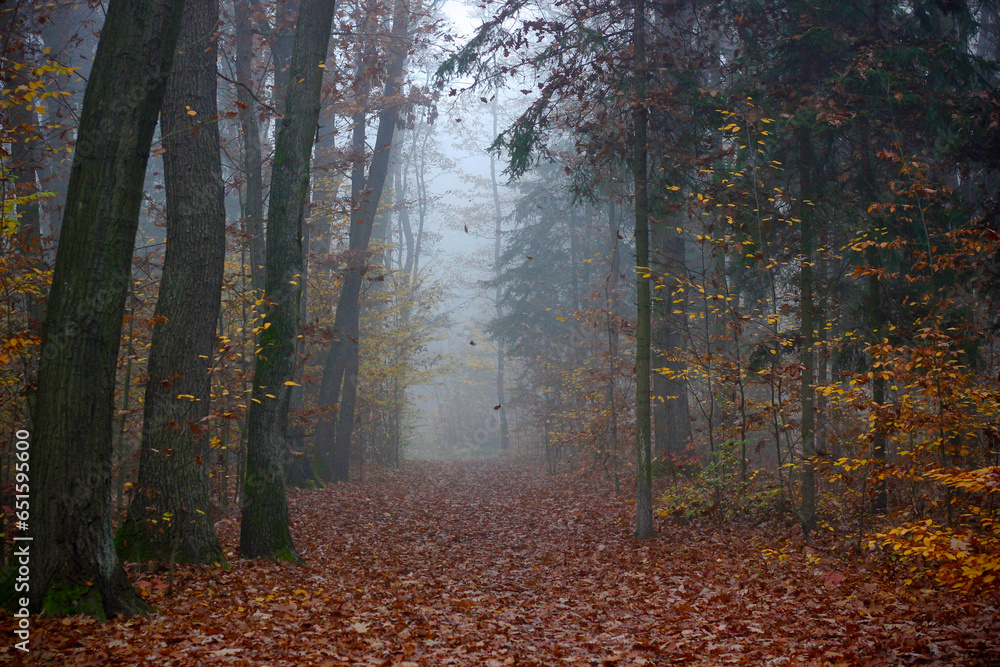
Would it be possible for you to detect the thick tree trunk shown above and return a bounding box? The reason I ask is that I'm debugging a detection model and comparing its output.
[632,0,654,540]
[315,0,410,481]
[116,0,226,566]
[8,0,186,618]
[797,126,817,539]
[239,0,338,561]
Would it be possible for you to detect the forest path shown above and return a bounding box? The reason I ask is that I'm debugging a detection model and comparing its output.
[23,458,1000,666]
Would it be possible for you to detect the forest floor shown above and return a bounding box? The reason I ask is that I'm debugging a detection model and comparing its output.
[9,458,1000,666]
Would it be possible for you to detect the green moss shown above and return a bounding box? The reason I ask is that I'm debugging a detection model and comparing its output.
[274,544,303,564]
[41,583,106,621]
[117,518,230,569]
[308,455,331,485]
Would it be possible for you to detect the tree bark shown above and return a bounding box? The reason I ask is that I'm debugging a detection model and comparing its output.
[235,0,266,292]
[239,0,338,561]
[9,0,186,618]
[632,0,654,540]
[268,0,299,110]
[797,125,817,539]
[116,0,227,566]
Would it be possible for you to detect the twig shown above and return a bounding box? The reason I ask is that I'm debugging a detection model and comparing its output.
[217,71,281,116]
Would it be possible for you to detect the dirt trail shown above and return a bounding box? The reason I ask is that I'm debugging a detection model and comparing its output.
[17,459,1000,665]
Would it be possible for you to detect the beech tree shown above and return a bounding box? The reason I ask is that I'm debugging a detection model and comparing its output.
[116,0,227,566]
[8,0,186,617]
[0,0,998,630]
[239,0,338,561]
[631,0,653,539]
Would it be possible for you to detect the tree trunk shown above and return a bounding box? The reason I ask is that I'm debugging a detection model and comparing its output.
[9,0,186,618]
[268,0,299,110]
[284,211,316,488]
[632,0,654,540]
[239,0,338,562]
[116,0,227,567]
[491,96,510,450]
[797,125,817,539]
[399,148,415,275]
[235,0,266,292]
[334,347,361,471]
